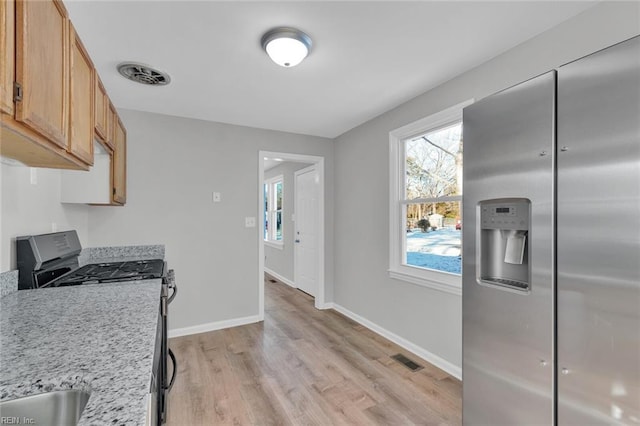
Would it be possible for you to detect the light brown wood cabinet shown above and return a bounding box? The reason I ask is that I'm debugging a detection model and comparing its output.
[0,0,87,169]
[15,0,69,148]
[68,23,94,166]
[0,0,14,116]
[94,76,109,147]
[112,115,127,205]
[1,0,128,205]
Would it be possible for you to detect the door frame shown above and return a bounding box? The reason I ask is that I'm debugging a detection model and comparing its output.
[258,151,326,320]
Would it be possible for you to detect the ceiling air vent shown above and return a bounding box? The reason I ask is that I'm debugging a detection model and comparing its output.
[117,62,171,86]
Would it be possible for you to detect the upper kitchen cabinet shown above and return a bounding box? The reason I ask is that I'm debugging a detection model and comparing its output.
[0,0,127,173]
[112,115,127,205]
[0,0,14,115]
[94,76,110,147]
[68,23,94,166]
[15,0,69,148]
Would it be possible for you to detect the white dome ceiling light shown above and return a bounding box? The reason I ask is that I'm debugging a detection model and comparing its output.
[261,27,312,68]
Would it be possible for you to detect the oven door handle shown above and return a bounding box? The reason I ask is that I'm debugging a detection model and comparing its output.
[165,348,177,392]
[167,281,177,305]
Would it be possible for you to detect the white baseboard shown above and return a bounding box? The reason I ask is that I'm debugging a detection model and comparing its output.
[329,303,462,380]
[168,315,262,338]
[264,267,296,288]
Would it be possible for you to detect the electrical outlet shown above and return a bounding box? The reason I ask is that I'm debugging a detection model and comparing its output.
[51,222,58,232]
[30,168,37,185]
[245,217,256,228]
[212,192,221,202]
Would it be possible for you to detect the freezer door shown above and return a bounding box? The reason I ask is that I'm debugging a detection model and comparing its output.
[462,72,555,425]
[557,36,640,424]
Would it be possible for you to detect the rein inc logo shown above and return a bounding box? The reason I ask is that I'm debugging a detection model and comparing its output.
[0,418,35,425]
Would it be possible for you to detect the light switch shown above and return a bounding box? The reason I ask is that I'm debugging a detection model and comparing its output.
[212,192,221,202]
[245,217,256,228]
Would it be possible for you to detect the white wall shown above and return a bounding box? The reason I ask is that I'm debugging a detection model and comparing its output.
[333,2,640,373]
[264,161,313,284]
[86,109,334,332]
[0,163,89,271]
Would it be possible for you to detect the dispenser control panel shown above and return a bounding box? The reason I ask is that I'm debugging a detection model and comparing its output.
[478,198,531,293]
[481,202,529,230]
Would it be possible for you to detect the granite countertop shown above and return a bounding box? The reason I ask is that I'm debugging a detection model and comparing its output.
[0,245,166,425]
[0,280,162,426]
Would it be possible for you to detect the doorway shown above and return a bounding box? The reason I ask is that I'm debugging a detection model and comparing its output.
[258,151,326,320]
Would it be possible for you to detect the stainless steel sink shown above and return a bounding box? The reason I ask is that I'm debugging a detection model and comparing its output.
[0,389,91,425]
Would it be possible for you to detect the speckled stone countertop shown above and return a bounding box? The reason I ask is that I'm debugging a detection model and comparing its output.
[78,245,165,266]
[0,270,18,298]
[0,278,162,425]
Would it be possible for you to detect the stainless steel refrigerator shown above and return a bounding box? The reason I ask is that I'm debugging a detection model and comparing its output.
[462,36,639,425]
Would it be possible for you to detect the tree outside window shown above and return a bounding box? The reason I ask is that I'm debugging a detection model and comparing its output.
[403,122,463,275]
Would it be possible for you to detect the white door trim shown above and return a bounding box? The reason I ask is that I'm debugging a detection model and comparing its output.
[258,151,326,320]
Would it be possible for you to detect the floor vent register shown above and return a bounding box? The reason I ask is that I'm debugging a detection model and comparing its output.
[391,353,424,372]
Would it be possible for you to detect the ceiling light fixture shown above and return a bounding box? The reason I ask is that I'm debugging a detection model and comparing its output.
[261,27,312,68]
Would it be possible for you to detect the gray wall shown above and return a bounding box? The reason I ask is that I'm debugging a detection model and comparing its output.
[333,1,640,370]
[0,164,89,271]
[86,109,334,331]
[264,161,313,284]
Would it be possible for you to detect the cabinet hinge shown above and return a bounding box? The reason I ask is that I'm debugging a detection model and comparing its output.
[13,83,23,102]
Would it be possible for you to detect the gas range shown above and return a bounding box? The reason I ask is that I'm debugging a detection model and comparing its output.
[16,231,165,290]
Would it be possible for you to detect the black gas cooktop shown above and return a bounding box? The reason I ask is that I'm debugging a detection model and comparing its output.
[16,231,167,290]
[50,259,165,287]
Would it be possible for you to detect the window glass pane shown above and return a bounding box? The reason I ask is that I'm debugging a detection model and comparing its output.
[405,122,463,200]
[264,184,269,240]
[275,211,282,240]
[276,182,283,210]
[405,201,461,274]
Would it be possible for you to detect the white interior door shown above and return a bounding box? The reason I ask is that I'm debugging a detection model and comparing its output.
[294,165,318,297]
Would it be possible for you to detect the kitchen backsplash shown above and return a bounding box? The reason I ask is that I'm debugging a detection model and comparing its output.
[79,245,165,264]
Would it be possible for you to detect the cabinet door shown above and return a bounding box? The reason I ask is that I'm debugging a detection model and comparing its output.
[112,116,127,205]
[0,0,14,115]
[15,0,69,148]
[94,76,109,145]
[68,23,94,165]
[107,100,116,148]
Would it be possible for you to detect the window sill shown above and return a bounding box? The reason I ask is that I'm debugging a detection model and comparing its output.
[388,268,462,296]
[265,241,284,250]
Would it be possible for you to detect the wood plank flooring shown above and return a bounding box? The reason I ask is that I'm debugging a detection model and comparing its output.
[166,275,462,425]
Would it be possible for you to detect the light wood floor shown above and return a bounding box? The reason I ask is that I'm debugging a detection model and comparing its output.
[166,275,462,425]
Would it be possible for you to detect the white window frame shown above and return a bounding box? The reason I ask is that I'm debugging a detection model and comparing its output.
[389,100,473,296]
[264,175,284,249]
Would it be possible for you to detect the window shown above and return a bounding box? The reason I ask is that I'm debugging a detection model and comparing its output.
[389,100,472,295]
[264,175,283,247]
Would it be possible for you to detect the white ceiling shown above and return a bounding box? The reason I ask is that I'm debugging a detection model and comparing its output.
[64,1,596,139]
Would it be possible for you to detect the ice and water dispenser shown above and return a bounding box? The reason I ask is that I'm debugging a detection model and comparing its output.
[478,198,531,292]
